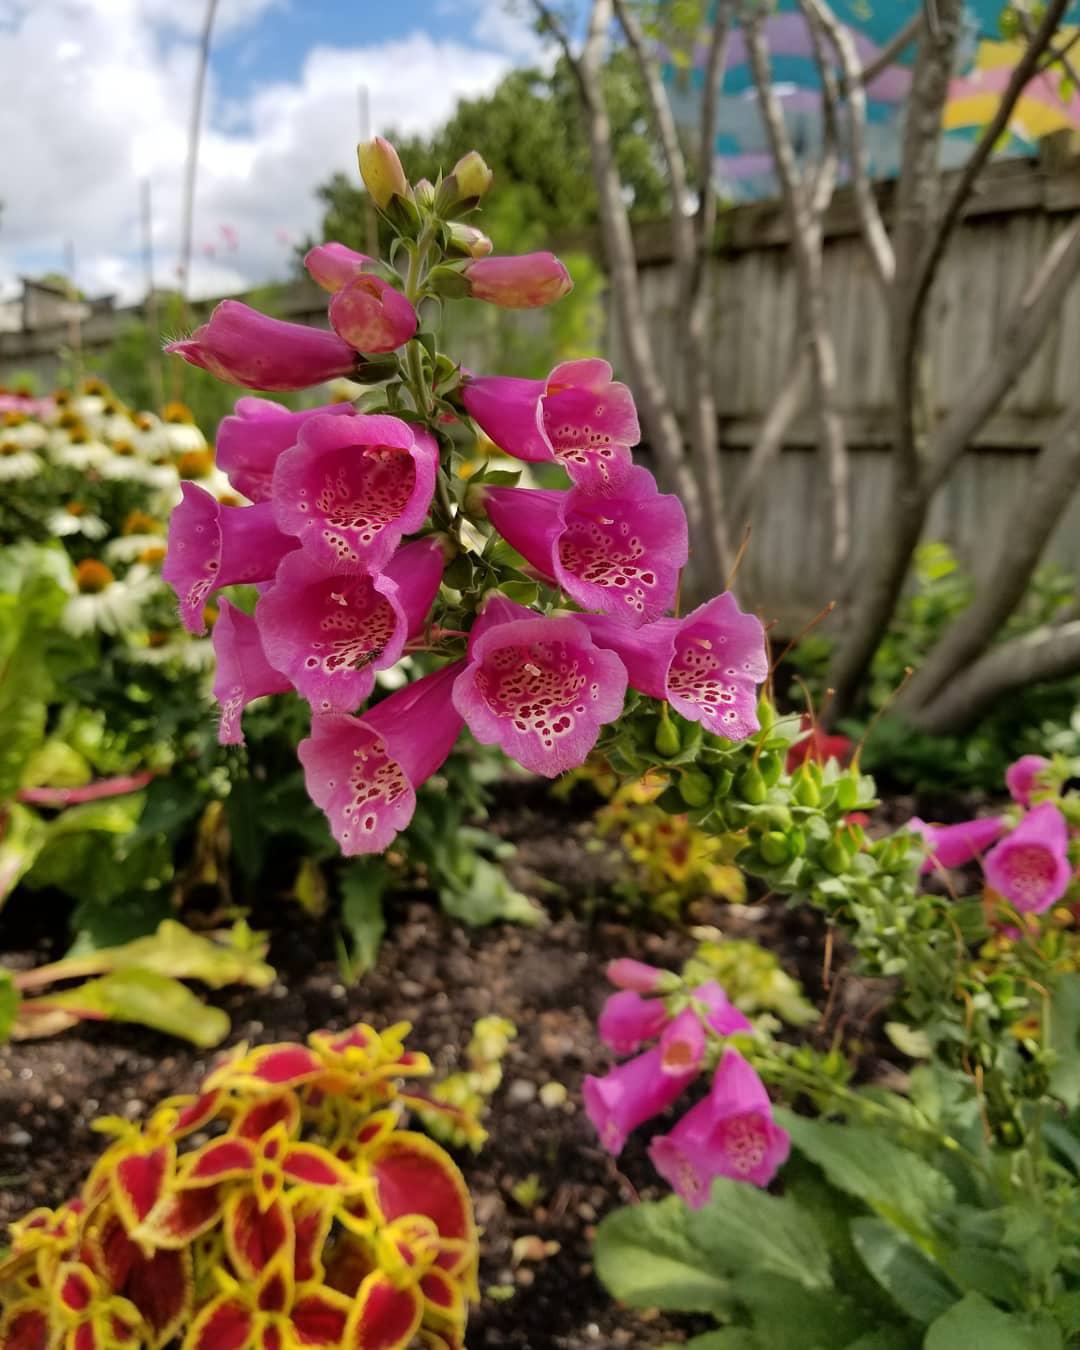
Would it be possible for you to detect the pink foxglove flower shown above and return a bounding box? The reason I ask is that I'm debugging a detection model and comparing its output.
[256,538,444,713]
[451,594,627,776]
[328,275,418,354]
[580,591,767,740]
[165,300,356,391]
[211,599,292,746]
[482,467,688,627]
[910,815,1009,875]
[462,252,571,309]
[216,397,356,503]
[272,413,438,572]
[304,242,376,292]
[649,1049,790,1206]
[163,483,297,634]
[1005,755,1051,808]
[658,1008,706,1076]
[983,801,1072,914]
[691,981,753,1036]
[463,359,638,490]
[584,1047,697,1158]
[606,958,677,994]
[298,663,464,856]
[598,991,669,1056]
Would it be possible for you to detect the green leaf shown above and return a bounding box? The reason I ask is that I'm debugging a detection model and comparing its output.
[90,919,274,989]
[20,738,92,789]
[0,968,20,1042]
[339,859,389,978]
[689,1177,832,1291]
[1048,972,1080,1108]
[38,969,230,1047]
[884,1022,932,1060]
[850,1217,956,1324]
[226,776,263,881]
[924,1293,1061,1350]
[732,1273,869,1348]
[439,856,543,927]
[663,1335,758,1350]
[0,802,47,909]
[593,1196,734,1316]
[778,1112,952,1241]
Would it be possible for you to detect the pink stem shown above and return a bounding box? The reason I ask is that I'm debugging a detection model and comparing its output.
[16,771,156,808]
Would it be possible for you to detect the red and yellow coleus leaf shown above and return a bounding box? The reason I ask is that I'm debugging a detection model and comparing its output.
[344,1271,423,1350]
[134,1186,224,1251]
[0,1301,48,1350]
[205,1043,324,1095]
[94,1211,193,1347]
[111,1142,176,1234]
[368,1133,475,1250]
[223,1193,293,1281]
[231,1094,301,1142]
[52,1262,146,1349]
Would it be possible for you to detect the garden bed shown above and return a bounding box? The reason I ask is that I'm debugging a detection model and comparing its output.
[1,781,924,1349]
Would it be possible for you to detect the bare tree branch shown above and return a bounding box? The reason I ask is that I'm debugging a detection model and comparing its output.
[532,0,726,579]
[910,621,1080,734]
[802,0,895,288]
[691,0,735,297]
[859,12,923,87]
[901,393,1080,712]
[746,6,850,565]
[731,347,810,525]
[926,213,1080,492]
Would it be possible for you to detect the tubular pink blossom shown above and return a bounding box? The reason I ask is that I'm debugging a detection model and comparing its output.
[462,252,572,309]
[659,1008,706,1076]
[983,801,1073,914]
[272,412,438,572]
[605,958,676,994]
[463,359,639,490]
[165,300,357,391]
[580,591,768,741]
[648,1049,790,1205]
[1005,755,1052,808]
[482,467,688,627]
[304,242,376,292]
[598,991,669,1056]
[691,982,753,1036]
[584,1047,698,1158]
[451,594,627,777]
[328,275,418,354]
[215,397,356,503]
[163,483,297,634]
[909,815,1009,875]
[211,599,292,745]
[256,538,444,713]
[298,662,465,856]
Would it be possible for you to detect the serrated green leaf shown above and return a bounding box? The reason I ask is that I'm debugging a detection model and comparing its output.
[89,919,274,988]
[689,1177,832,1291]
[924,1293,1061,1350]
[850,1217,956,1323]
[778,1112,952,1242]
[593,1196,734,1316]
[38,969,229,1047]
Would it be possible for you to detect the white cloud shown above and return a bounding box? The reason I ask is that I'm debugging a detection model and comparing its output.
[0,0,525,306]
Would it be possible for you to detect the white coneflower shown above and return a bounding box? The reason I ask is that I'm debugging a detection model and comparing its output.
[99,439,175,485]
[51,432,112,470]
[5,419,48,452]
[70,393,107,422]
[131,412,169,460]
[127,628,215,671]
[47,502,109,539]
[0,437,43,480]
[160,401,207,457]
[105,533,168,565]
[63,560,161,636]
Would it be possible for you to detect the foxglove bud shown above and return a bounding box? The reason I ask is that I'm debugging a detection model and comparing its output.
[448,222,493,258]
[462,253,572,309]
[358,136,408,209]
[451,150,493,200]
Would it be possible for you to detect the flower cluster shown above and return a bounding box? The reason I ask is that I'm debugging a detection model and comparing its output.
[162,137,769,857]
[0,1022,478,1350]
[913,753,1078,915]
[584,959,789,1208]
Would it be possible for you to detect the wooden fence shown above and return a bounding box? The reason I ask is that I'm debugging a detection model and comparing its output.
[3,141,1079,622]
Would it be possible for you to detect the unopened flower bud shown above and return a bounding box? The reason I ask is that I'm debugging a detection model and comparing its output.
[760,831,792,866]
[452,150,494,201]
[463,252,572,309]
[736,765,767,805]
[654,715,681,758]
[413,177,437,208]
[358,137,409,209]
[448,222,494,258]
[678,769,712,809]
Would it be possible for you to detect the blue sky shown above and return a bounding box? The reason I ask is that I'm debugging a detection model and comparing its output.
[0,0,542,305]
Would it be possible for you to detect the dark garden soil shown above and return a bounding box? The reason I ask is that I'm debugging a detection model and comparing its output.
[0,780,941,1349]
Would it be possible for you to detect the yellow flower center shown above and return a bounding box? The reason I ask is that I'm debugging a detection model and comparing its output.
[178,449,214,479]
[75,559,115,594]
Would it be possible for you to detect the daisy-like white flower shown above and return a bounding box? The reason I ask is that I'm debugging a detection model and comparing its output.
[63,560,160,636]
[161,401,209,456]
[126,627,216,671]
[50,430,112,471]
[0,436,43,480]
[2,416,49,451]
[130,411,170,460]
[47,502,109,539]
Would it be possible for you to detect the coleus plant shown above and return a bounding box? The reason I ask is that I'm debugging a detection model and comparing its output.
[159,135,770,859]
[0,1021,479,1350]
